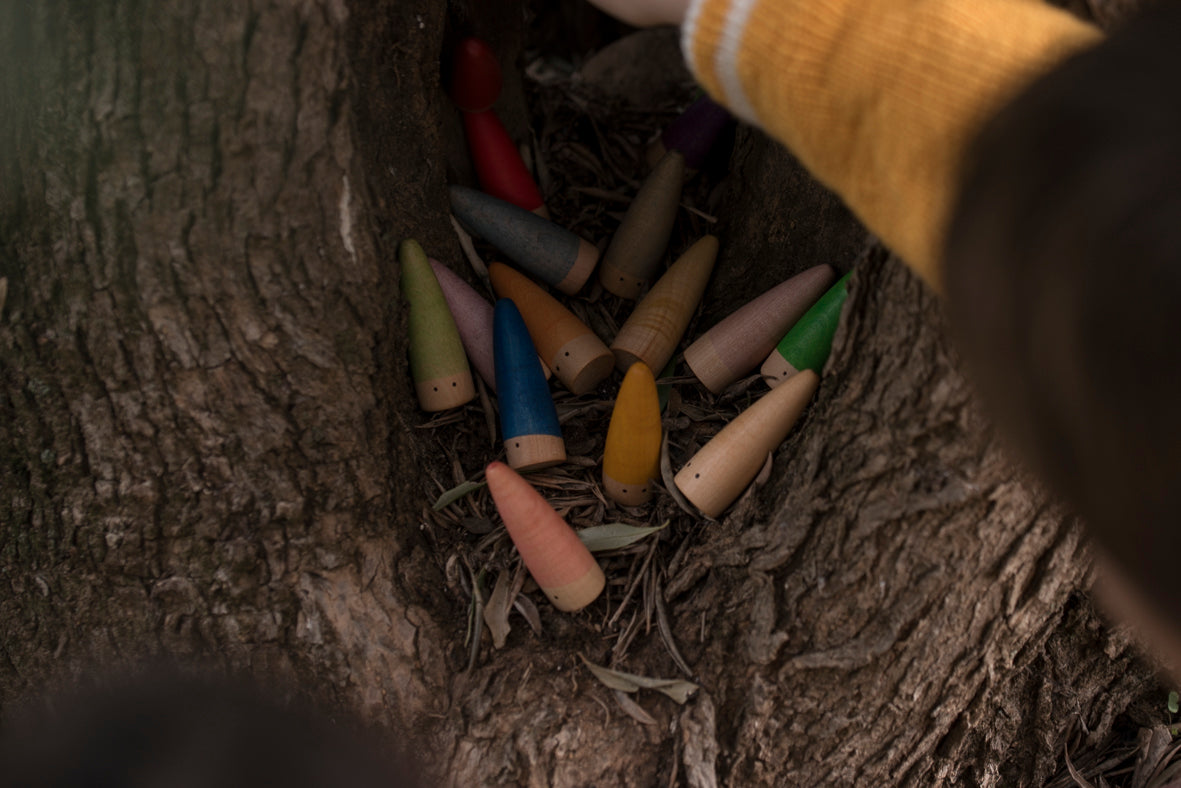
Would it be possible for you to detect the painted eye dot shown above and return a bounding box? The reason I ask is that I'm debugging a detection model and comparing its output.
[514,442,520,448]
[621,488,627,493]
[433,386,439,392]
[564,352,570,356]
[694,473,700,479]
[452,381,457,387]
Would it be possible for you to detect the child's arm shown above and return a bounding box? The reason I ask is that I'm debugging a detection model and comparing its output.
[682,0,1101,288]
[588,0,1102,289]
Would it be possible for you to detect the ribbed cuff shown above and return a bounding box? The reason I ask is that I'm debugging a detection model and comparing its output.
[681,0,760,126]
[679,0,709,88]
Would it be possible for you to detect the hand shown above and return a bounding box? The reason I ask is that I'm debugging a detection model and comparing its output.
[582,0,691,27]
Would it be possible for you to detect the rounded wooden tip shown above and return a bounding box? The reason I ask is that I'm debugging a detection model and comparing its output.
[553,333,615,395]
[462,110,545,213]
[683,337,731,394]
[760,350,801,388]
[485,461,605,612]
[602,473,653,507]
[661,96,732,171]
[450,37,501,112]
[613,347,643,374]
[415,370,476,412]
[505,433,567,472]
[610,235,718,375]
[644,137,668,171]
[554,238,599,295]
[598,258,649,300]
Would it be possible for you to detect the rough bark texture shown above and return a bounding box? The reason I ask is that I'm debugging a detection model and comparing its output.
[0,0,1165,786]
[0,0,448,722]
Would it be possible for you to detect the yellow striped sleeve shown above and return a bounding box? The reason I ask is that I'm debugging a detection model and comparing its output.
[682,0,1102,290]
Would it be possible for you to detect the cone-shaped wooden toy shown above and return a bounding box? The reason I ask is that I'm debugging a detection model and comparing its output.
[646,95,733,172]
[603,362,662,506]
[429,258,499,391]
[489,263,613,395]
[761,270,852,387]
[675,369,819,518]
[611,235,718,374]
[449,36,501,112]
[599,151,685,299]
[494,298,566,470]
[485,461,605,611]
[463,110,547,216]
[448,37,548,216]
[450,186,598,295]
[431,259,551,391]
[684,264,836,393]
[400,240,476,411]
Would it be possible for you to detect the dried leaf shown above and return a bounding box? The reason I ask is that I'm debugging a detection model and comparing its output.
[613,689,657,725]
[0,277,7,314]
[661,432,704,519]
[1134,726,1175,788]
[477,376,498,448]
[1063,741,1098,788]
[465,564,486,673]
[753,451,774,486]
[449,213,490,287]
[665,387,682,417]
[656,356,677,413]
[460,516,495,535]
[483,570,513,649]
[432,480,487,511]
[1146,739,1181,788]
[1150,762,1181,788]
[578,521,668,552]
[579,654,699,705]
[655,575,693,677]
[513,594,543,636]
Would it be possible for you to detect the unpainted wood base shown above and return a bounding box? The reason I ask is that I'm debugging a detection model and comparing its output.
[555,239,600,295]
[760,350,801,388]
[505,433,566,471]
[612,347,647,375]
[551,333,615,395]
[602,473,654,507]
[683,335,735,394]
[541,562,606,612]
[415,371,476,411]
[598,259,650,300]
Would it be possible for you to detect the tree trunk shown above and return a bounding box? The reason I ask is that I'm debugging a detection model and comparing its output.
[0,1,1164,786]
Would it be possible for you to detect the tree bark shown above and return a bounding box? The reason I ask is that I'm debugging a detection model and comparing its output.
[0,1,1164,787]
